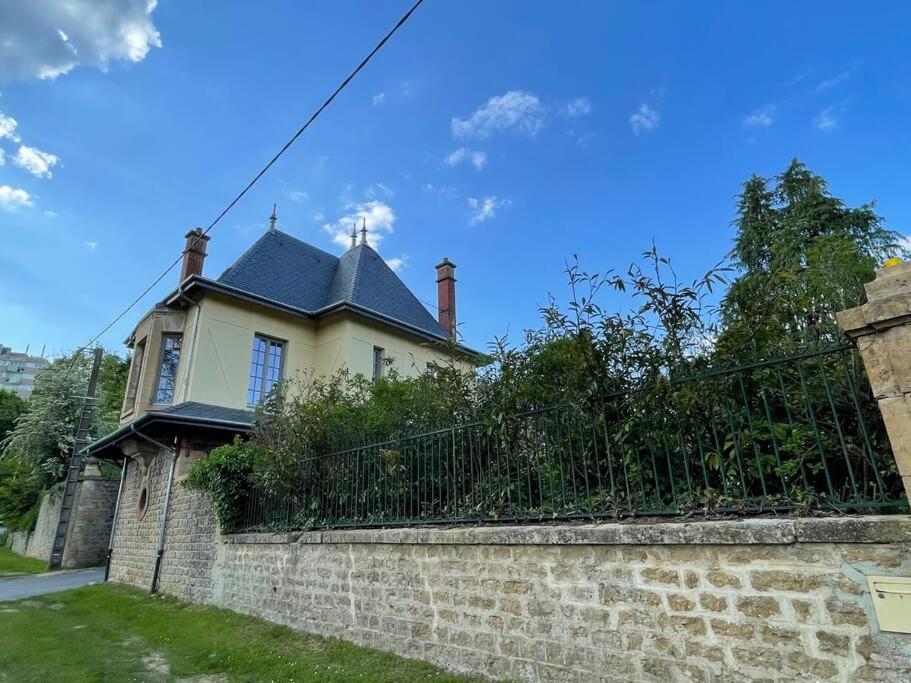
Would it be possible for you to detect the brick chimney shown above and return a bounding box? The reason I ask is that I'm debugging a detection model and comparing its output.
[180,228,210,282]
[435,258,456,339]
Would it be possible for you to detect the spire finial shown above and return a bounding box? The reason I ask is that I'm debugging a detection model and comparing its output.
[268,203,278,234]
[360,217,368,246]
[350,222,357,249]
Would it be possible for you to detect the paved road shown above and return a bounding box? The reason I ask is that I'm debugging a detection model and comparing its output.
[0,566,105,601]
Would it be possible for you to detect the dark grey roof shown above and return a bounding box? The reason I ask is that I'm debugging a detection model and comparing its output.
[82,401,254,457]
[154,401,255,426]
[217,230,448,340]
[218,230,339,312]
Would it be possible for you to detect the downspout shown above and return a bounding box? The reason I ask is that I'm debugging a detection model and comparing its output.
[103,460,128,581]
[129,425,178,595]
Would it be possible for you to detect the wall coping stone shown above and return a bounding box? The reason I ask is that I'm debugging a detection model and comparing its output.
[222,531,301,545]
[222,514,911,547]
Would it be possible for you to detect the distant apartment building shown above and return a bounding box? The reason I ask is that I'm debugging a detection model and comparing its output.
[0,345,49,398]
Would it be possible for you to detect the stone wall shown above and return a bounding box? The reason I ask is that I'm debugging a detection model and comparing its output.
[3,491,61,562]
[215,523,911,682]
[108,458,911,682]
[6,530,29,556]
[109,450,218,600]
[4,470,120,569]
[26,491,61,561]
[61,472,120,569]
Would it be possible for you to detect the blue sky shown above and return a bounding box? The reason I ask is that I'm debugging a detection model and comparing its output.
[1,1,909,358]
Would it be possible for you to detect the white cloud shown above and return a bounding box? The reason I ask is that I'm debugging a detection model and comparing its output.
[323,200,395,250]
[0,149,4,166]
[372,92,385,106]
[743,104,776,128]
[0,185,33,210]
[288,190,309,203]
[84,241,98,252]
[452,90,545,140]
[445,146,486,171]
[897,234,911,254]
[814,107,840,132]
[13,144,59,178]
[563,97,592,118]
[0,0,162,82]
[817,66,857,92]
[467,196,510,225]
[385,254,409,272]
[629,104,659,135]
[365,182,394,199]
[0,112,20,141]
[400,81,412,97]
[312,211,324,222]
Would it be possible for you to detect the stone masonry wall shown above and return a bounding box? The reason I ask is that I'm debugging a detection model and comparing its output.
[214,523,911,682]
[4,491,60,562]
[109,451,218,601]
[6,530,29,556]
[108,460,911,683]
[61,473,119,569]
[109,454,168,589]
[25,491,62,561]
[5,473,118,569]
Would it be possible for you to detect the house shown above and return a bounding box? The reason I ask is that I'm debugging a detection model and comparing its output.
[85,220,480,485]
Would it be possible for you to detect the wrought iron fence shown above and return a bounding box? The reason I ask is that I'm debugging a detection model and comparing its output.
[234,344,906,532]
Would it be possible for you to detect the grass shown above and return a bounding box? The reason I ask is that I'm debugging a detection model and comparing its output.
[0,546,48,577]
[0,583,483,682]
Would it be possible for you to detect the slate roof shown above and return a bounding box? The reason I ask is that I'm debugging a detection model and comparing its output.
[154,401,255,426]
[82,401,254,457]
[216,230,449,341]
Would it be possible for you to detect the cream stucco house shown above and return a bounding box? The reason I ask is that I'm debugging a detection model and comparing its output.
[86,222,480,485]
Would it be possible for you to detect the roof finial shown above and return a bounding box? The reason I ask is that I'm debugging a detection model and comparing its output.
[350,222,357,249]
[268,203,278,234]
[360,217,368,246]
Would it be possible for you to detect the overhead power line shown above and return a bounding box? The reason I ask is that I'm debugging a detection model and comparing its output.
[58,0,427,385]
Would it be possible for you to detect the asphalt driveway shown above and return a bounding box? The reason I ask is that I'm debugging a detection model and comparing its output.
[0,567,105,601]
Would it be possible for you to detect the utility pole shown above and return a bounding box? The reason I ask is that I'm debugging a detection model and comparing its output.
[48,347,104,570]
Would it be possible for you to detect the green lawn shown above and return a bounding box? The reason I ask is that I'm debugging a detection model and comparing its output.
[0,545,48,576]
[0,583,482,682]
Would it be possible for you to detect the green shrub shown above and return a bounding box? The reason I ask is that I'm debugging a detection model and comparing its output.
[0,457,45,533]
[184,438,261,532]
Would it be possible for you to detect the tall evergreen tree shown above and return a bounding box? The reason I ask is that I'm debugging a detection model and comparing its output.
[717,159,905,359]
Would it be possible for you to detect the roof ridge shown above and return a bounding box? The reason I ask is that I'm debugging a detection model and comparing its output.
[348,243,370,300]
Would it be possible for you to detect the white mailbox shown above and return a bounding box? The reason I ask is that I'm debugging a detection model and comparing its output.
[868,576,911,634]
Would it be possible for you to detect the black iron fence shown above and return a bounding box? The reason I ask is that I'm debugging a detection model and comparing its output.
[234,344,906,532]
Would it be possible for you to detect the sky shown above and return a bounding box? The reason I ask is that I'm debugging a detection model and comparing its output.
[1,0,910,358]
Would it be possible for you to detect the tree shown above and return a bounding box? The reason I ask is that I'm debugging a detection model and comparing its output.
[97,353,130,434]
[0,389,26,442]
[0,457,44,532]
[717,158,905,359]
[1,349,129,483]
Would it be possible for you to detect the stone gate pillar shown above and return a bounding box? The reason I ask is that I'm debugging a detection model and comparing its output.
[837,258,911,500]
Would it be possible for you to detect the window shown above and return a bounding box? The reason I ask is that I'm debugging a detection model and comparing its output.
[425,362,439,376]
[124,338,146,410]
[154,334,182,404]
[247,334,284,405]
[372,346,384,380]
